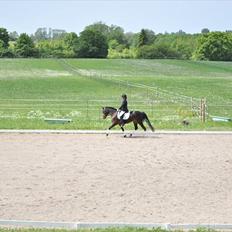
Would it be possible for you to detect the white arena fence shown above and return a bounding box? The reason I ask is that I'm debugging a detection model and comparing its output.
[0,99,202,122]
[0,98,231,123]
[1,219,232,230]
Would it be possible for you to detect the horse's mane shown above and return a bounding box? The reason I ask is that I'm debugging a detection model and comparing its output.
[105,106,117,111]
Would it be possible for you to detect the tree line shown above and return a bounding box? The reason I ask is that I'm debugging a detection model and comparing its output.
[0,22,232,61]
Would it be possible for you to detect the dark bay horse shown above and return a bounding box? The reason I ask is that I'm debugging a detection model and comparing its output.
[102,106,154,134]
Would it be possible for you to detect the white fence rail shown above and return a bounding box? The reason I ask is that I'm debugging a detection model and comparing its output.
[1,219,232,230]
[0,98,231,123]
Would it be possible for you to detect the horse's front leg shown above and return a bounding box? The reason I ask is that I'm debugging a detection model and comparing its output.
[106,122,117,136]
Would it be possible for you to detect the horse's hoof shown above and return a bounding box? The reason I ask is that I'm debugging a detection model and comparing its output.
[123,134,127,138]
[106,133,109,137]
[129,134,132,137]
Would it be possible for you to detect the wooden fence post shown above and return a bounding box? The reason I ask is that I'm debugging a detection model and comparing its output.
[200,98,206,123]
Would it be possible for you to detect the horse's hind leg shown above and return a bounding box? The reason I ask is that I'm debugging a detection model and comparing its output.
[138,122,146,131]
[130,122,138,137]
[120,126,127,137]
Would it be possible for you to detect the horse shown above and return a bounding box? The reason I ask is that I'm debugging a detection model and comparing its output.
[102,106,154,136]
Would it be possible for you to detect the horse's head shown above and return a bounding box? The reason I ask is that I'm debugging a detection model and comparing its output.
[102,107,109,119]
[102,107,117,119]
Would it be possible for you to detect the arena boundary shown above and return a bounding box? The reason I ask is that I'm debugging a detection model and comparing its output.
[1,220,232,230]
[0,129,231,135]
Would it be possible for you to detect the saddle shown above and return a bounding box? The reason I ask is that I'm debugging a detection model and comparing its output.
[117,110,130,120]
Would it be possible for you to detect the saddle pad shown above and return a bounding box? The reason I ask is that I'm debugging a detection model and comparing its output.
[117,111,130,120]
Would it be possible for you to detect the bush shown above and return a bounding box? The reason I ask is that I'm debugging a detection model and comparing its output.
[108,47,137,59]
[0,48,15,58]
[137,44,181,59]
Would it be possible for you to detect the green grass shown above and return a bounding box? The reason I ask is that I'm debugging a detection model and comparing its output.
[66,59,232,103]
[0,58,231,130]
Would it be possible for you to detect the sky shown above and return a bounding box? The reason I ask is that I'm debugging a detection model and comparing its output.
[1,0,232,35]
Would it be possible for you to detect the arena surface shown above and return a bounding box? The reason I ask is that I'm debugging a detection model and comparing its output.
[0,133,232,223]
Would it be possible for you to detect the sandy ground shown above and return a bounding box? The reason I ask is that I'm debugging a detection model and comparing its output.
[0,133,232,223]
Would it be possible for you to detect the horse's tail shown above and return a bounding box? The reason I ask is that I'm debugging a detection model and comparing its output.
[143,112,155,132]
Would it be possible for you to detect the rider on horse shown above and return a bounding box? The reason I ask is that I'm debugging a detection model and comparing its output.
[119,94,129,126]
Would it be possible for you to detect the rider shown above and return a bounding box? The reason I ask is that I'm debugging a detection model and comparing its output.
[119,94,129,126]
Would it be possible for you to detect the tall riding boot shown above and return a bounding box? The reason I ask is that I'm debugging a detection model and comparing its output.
[120,117,124,127]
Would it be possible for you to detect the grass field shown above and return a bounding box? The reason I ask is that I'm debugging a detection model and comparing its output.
[0,58,231,130]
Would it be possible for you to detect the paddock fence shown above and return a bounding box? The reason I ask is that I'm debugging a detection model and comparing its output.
[1,98,231,124]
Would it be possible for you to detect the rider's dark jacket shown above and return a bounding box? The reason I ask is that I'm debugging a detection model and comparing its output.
[119,99,129,112]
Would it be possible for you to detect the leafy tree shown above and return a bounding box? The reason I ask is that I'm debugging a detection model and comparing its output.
[0,27,9,48]
[194,32,232,61]
[201,28,210,34]
[124,32,135,47]
[0,40,6,57]
[2,24,231,60]
[9,31,19,41]
[108,25,127,45]
[108,39,120,50]
[15,33,38,57]
[138,29,149,47]
[36,39,65,58]
[63,32,78,57]
[49,40,66,57]
[36,32,78,58]
[85,22,127,45]
[36,40,50,57]
[144,29,156,44]
[0,40,14,57]
[176,29,186,35]
[154,33,199,59]
[33,28,48,41]
[85,22,110,38]
[76,29,108,58]
[64,32,78,48]
[52,30,67,40]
